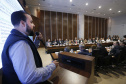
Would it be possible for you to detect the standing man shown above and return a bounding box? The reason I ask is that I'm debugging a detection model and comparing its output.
[2,10,58,84]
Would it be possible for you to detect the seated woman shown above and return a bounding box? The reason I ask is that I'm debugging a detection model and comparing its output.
[84,39,88,44]
[106,37,111,42]
[46,39,52,47]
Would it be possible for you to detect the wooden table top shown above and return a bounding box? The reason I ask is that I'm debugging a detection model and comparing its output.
[49,66,88,84]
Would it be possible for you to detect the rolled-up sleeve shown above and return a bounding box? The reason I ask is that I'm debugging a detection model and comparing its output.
[9,40,56,84]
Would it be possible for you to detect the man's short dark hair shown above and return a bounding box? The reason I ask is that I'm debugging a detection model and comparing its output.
[123,35,126,38]
[11,10,27,26]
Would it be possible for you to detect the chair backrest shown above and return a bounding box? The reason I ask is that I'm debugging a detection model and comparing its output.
[92,49,100,65]
[117,50,122,63]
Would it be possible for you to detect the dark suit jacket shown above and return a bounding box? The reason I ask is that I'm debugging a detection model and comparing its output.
[78,49,91,55]
[110,45,120,57]
[97,46,108,57]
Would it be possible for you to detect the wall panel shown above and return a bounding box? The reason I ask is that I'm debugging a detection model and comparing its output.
[57,12,62,39]
[89,16,92,39]
[45,11,51,41]
[68,13,72,40]
[37,11,77,42]
[92,17,95,38]
[102,18,104,38]
[73,14,77,39]
[63,13,68,40]
[99,18,102,38]
[105,19,108,39]
[39,10,45,43]
[84,15,108,39]
[96,17,99,37]
[84,15,88,39]
[51,12,57,41]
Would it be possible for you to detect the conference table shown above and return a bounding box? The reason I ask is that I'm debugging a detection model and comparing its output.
[49,52,95,84]
[46,42,113,53]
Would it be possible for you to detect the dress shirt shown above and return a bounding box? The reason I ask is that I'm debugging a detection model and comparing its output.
[9,40,56,84]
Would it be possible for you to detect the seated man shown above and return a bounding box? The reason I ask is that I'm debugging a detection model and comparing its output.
[87,38,92,43]
[78,44,91,55]
[34,32,43,48]
[96,43,109,66]
[120,41,126,61]
[57,38,63,45]
[110,41,120,57]
[96,43,108,56]
[46,39,52,47]
[64,39,69,45]
[52,39,57,45]
[110,41,120,65]
[64,46,70,52]
[92,38,96,43]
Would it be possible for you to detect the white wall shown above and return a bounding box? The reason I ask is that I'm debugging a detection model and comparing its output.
[78,14,84,39]
[28,7,37,17]
[108,15,126,39]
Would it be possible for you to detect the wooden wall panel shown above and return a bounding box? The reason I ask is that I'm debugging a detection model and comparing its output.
[57,12,62,39]
[89,16,92,39]
[84,15,108,40]
[68,13,72,40]
[99,18,102,38]
[102,18,104,38]
[45,11,51,41]
[92,17,95,38]
[39,10,45,43]
[63,13,67,40]
[51,12,57,41]
[96,17,99,38]
[105,19,107,39]
[37,11,77,43]
[84,15,88,39]
[73,14,77,39]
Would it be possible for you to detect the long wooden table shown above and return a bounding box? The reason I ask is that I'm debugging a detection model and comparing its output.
[46,42,113,53]
[49,52,95,84]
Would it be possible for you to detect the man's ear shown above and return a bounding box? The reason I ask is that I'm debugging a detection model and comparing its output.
[20,20,26,27]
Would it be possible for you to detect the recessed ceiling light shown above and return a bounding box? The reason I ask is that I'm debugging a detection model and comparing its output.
[99,6,101,9]
[109,8,112,11]
[86,3,88,6]
[39,4,40,5]
[70,0,72,2]
[118,11,121,13]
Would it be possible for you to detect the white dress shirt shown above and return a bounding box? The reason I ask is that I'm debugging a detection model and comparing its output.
[9,40,56,84]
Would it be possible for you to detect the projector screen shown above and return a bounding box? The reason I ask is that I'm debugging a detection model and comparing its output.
[0,0,24,68]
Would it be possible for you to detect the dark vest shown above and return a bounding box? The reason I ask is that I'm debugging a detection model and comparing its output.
[2,29,42,84]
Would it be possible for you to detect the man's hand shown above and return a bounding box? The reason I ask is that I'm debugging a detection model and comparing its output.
[53,60,59,67]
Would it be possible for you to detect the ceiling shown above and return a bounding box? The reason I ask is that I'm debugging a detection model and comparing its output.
[25,0,126,18]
